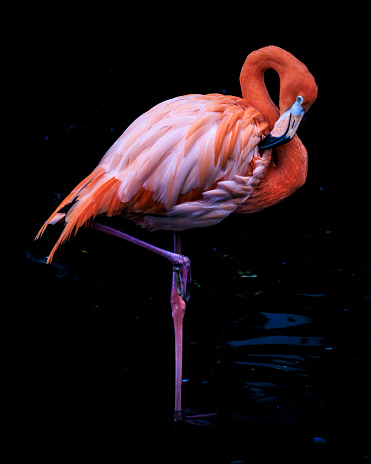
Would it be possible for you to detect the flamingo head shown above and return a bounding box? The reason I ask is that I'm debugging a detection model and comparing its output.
[259,56,318,150]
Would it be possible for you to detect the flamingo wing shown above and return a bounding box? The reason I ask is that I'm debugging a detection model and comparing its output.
[37,94,270,261]
[98,94,270,226]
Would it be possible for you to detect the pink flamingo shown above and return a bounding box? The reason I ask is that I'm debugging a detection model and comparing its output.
[36,46,318,423]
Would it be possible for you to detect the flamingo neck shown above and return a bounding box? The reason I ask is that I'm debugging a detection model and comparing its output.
[238,47,308,212]
[236,138,308,214]
[240,46,287,130]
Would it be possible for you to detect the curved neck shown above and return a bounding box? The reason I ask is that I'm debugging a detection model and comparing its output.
[240,47,288,130]
[238,47,308,212]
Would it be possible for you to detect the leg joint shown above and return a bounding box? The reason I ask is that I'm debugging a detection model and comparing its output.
[173,254,190,270]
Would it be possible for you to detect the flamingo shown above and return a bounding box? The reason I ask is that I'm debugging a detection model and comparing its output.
[36,46,318,423]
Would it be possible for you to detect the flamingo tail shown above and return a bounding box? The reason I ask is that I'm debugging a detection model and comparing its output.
[35,166,121,263]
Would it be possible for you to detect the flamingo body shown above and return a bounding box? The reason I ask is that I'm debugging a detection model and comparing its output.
[38,93,271,262]
[36,46,318,422]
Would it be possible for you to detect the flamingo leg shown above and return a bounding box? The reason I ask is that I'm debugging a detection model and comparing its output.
[171,233,217,425]
[91,222,215,424]
[91,222,191,299]
[171,232,187,421]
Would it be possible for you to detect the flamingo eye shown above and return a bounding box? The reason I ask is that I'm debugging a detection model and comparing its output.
[296,95,304,104]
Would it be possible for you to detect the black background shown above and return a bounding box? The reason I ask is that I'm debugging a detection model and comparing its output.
[6,7,370,463]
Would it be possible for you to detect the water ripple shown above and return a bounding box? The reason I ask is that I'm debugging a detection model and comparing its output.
[228,335,324,347]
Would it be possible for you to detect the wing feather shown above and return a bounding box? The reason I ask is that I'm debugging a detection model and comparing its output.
[88,94,269,215]
[36,93,270,261]
[114,95,266,207]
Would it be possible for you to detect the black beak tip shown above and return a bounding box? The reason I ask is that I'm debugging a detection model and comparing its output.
[258,134,290,150]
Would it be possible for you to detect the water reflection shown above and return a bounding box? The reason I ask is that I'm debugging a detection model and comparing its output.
[257,312,311,329]
[229,334,324,347]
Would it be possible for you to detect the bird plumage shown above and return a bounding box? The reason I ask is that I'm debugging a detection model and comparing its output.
[37,93,270,262]
[35,46,318,423]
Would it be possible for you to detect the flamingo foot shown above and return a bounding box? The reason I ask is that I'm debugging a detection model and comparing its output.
[174,409,218,426]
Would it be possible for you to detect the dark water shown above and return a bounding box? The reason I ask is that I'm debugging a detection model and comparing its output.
[7,208,371,463]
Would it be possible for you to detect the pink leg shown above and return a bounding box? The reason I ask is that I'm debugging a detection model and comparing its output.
[91,222,190,300]
[91,222,215,424]
[172,233,187,421]
[171,233,216,424]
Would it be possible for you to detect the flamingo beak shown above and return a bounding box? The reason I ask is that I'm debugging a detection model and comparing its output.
[258,96,305,150]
